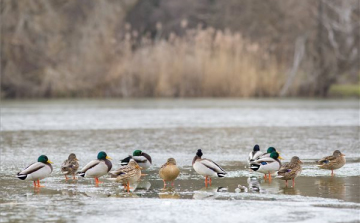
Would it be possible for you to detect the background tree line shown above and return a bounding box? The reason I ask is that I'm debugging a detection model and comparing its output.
[1,0,359,98]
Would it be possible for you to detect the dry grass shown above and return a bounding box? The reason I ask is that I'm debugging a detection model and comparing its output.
[104,27,286,98]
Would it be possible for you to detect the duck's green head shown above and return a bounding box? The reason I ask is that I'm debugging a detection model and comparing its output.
[270,151,280,159]
[133,150,142,156]
[38,155,53,164]
[267,147,276,153]
[97,151,111,160]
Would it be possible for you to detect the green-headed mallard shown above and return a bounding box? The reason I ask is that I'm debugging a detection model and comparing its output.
[159,158,180,188]
[248,144,263,164]
[16,155,53,188]
[250,151,282,181]
[120,150,152,170]
[192,149,226,187]
[276,156,303,187]
[77,151,112,185]
[316,150,346,176]
[109,159,141,192]
[61,153,79,180]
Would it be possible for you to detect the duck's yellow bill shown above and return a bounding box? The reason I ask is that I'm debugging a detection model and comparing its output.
[47,160,53,164]
[278,156,284,160]
[106,156,112,160]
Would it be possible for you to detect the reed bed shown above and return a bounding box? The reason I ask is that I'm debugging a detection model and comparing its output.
[103,27,286,98]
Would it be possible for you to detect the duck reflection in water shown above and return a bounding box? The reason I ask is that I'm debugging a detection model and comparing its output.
[315,177,346,200]
[193,186,228,200]
[158,187,180,199]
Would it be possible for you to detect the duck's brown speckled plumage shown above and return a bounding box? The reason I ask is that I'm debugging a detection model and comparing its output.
[316,150,346,171]
[61,153,79,176]
[277,156,302,180]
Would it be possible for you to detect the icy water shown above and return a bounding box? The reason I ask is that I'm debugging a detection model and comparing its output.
[1,99,359,223]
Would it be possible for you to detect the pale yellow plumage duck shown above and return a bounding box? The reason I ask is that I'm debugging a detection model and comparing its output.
[159,158,180,188]
[276,156,303,187]
[316,150,346,176]
[109,159,142,192]
[61,153,79,180]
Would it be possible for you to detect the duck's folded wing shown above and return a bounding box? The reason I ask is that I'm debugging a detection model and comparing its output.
[18,162,45,175]
[201,159,226,174]
[252,157,275,164]
[278,162,295,173]
[317,155,336,164]
[79,160,100,172]
[109,166,132,177]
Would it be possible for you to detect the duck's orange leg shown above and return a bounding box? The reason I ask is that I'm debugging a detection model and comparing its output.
[171,181,175,186]
[264,174,267,179]
[127,181,130,192]
[285,180,288,187]
[292,179,295,187]
[33,181,37,187]
[163,180,167,189]
[331,170,334,176]
[268,173,272,182]
[209,177,212,186]
[95,177,103,184]
[205,176,208,187]
[37,180,45,187]
[65,175,69,180]
[72,174,77,180]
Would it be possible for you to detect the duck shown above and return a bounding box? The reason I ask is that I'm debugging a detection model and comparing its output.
[248,144,263,164]
[258,147,278,159]
[316,150,346,176]
[192,149,226,187]
[77,151,112,185]
[276,156,303,187]
[120,150,152,170]
[159,158,180,188]
[109,159,141,192]
[16,155,53,188]
[61,153,79,180]
[250,151,282,181]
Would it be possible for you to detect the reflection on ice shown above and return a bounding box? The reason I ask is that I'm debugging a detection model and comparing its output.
[158,188,180,199]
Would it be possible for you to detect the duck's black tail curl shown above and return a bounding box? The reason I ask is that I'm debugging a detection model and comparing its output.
[77,172,85,177]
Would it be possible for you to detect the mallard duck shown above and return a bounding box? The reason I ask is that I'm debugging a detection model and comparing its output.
[248,144,263,164]
[192,149,226,187]
[258,147,278,159]
[120,150,152,170]
[316,150,346,176]
[61,153,79,180]
[16,155,53,188]
[109,159,141,192]
[159,158,180,188]
[77,151,112,185]
[250,151,282,181]
[276,156,303,187]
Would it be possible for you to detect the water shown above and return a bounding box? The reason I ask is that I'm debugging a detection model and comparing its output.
[1,99,359,222]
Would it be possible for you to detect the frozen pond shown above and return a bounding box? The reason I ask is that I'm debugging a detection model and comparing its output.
[1,99,359,222]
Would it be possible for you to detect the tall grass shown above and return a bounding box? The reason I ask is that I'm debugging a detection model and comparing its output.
[103,27,286,98]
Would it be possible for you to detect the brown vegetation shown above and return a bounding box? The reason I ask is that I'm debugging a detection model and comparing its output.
[1,0,359,98]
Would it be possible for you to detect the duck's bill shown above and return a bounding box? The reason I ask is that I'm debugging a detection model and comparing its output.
[299,160,303,164]
[47,160,53,164]
[75,158,79,161]
[278,156,284,160]
[341,154,346,157]
[136,165,142,169]
[106,156,112,160]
